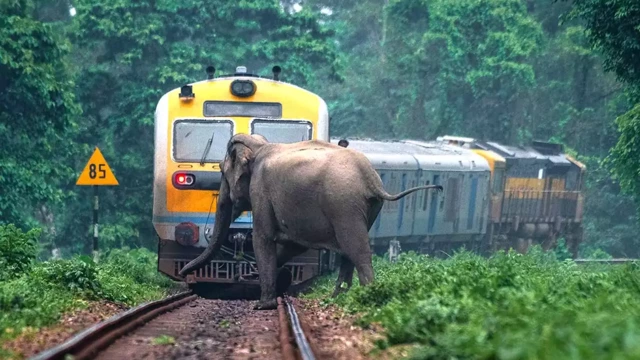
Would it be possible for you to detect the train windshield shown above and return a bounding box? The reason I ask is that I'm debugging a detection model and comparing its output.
[173,120,233,162]
[251,119,312,144]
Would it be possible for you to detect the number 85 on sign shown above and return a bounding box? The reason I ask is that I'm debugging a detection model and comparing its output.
[76,147,119,186]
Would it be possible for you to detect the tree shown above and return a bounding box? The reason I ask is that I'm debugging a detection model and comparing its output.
[0,0,79,230]
[565,0,640,202]
[567,0,640,93]
[308,0,635,256]
[51,0,340,252]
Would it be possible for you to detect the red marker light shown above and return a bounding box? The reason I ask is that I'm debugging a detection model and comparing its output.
[174,173,194,186]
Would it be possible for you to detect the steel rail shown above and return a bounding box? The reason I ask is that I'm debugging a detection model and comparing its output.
[285,297,316,360]
[30,290,196,360]
[278,297,297,360]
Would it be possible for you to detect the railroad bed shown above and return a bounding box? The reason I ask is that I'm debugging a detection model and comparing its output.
[30,291,362,360]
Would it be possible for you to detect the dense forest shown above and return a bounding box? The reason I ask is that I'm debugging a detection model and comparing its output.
[1,0,639,258]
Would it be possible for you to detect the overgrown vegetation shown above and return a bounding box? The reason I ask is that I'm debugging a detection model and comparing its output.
[0,225,175,343]
[306,250,640,359]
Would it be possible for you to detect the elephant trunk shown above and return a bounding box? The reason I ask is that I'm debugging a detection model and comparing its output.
[178,180,233,277]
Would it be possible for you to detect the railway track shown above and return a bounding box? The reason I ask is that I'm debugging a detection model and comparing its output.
[30,292,322,360]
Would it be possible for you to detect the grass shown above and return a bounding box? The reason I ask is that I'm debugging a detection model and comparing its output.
[0,224,176,345]
[303,247,640,360]
[151,335,176,346]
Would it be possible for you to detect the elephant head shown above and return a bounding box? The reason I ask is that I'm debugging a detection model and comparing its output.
[178,133,267,277]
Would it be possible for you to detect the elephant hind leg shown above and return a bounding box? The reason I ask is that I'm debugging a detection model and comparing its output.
[335,223,374,287]
[332,255,355,298]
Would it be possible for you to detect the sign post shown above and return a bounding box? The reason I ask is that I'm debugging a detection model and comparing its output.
[76,147,119,258]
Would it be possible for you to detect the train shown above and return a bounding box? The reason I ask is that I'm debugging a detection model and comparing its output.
[152,65,586,290]
[153,65,333,288]
[336,136,585,258]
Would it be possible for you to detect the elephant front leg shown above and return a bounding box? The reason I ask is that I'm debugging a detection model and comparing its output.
[253,231,278,310]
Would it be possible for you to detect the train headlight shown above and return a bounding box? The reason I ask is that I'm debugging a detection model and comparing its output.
[175,222,199,246]
[230,80,256,97]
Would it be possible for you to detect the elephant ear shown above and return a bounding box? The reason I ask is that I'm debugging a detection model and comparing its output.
[227,143,253,179]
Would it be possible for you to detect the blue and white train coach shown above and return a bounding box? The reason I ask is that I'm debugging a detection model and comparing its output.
[335,138,493,255]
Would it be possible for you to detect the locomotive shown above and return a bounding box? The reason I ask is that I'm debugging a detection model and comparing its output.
[337,136,585,257]
[152,65,586,290]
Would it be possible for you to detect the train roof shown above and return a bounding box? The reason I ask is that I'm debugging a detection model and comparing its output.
[330,137,490,172]
[437,135,572,166]
[168,65,323,99]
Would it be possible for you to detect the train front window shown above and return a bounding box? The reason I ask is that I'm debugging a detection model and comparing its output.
[173,120,233,162]
[251,120,312,143]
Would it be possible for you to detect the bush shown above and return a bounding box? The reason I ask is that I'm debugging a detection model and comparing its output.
[0,246,175,342]
[96,248,175,304]
[0,225,40,281]
[31,257,102,298]
[307,250,640,359]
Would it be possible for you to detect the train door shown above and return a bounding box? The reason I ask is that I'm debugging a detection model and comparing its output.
[427,174,440,234]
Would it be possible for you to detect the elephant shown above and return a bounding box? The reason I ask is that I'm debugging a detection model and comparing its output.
[178,134,443,310]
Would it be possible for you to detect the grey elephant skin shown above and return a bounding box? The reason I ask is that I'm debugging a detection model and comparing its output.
[178,134,443,310]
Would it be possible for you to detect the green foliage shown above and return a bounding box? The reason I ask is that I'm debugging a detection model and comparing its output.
[610,105,640,200]
[578,154,640,257]
[309,252,640,359]
[151,335,175,346]
[0,225,40,281]
[0,0,79,229]
[0,247,174,341]
[31,258,102,297]
[566,0,640,207]
[43,0,341,253]
[96,248,175,303]
[567,0,640,92]
[309,0,635,255]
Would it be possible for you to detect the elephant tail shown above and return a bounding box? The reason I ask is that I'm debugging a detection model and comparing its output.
[375,184,443,201]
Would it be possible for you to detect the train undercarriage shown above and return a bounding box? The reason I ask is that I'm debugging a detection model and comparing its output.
[157,228,337,298]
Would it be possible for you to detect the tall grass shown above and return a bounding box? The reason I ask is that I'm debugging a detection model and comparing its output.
[0,225,175,343]
[305,248,640,359]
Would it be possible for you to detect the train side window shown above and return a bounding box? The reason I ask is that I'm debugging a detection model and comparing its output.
[566,170,577,190]
[388,173,398,210]
[445,177,460,221]
[421,181,430,211]
[406,178,416,211]
[493,169,504,193]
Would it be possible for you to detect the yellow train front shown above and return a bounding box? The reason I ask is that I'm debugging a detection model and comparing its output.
[152,66,333,288]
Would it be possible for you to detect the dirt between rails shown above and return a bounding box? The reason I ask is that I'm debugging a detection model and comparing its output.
[5,293,397,360]
[97,297,389,360]
[96,298,283,360]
